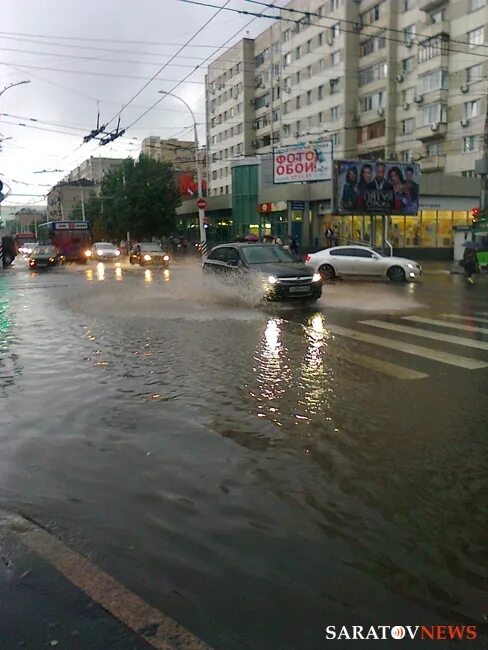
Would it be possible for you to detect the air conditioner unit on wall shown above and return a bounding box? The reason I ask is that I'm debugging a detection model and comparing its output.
[430,122,439,132]
[460,118,469,127]
[460,84,469,94]
[402,102,410,110]
[414,94,423,104]
[396,74,404,83]
[377,107,385,116]
[405,41,413,48]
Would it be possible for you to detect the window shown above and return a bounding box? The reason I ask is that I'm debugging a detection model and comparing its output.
[331,50,342,65]
[318,85,324,99]
[331,132,340,147]
[255,94,268,109]
[296,71,301,83]
[318,32,324,46]
[331,105,341,120]
[419,103,447,126]
[296,120,301,133]
[356,120,386,143]
[418,34,449,62]
[307,65,312,79]
[402,56,414,73]
[464,99,480,118]
[296,95,301,109]
[295,46,302,60]
[466,63,482,83]
[283,124,290,137]
[360,32,386,57]
[360,2,384,26]
[430,9,444,23]
[403,0,413,9]
[426,142,444,157]
[358,61,388,85]
[467,27,484,47]
[402,118,415,134]
[330,0,340,9]
[401,149,413,162]
[237,142,243,154]
[283,52,292,67]
[211,170,217,180]
[319,58,326,72]
[418,69,448,93]
[306,39,312,53]
[331,23,340,38]
[330,77,341,94]
[402,87,415,104]
[307,116,313,129]
[404,25,416,44]
[463,135,478,152]
[306,90,312,105]
[218,168,223,178]
[318,111,324,123]
[470,0,486,10]
[283,29,291,42]
[358,91,384,113]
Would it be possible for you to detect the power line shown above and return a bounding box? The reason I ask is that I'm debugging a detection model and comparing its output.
[102,0,232,133]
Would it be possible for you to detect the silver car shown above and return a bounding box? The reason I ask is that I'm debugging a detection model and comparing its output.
[91,242,121,261]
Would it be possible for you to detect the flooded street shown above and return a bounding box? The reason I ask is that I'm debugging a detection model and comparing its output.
[1,260,487,649]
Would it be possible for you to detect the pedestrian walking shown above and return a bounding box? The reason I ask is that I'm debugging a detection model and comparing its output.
[274,235,283,246]
[325,226,333,248]
[288,236,298,255]
[462,246,478,284]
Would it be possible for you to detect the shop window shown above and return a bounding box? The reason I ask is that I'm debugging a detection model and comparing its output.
[391,216,405,247]
[453,210,468,228]
[420,210,437,247]
[404,216,421,246]
[437,210,453,247]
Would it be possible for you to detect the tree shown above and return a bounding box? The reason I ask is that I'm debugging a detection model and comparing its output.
[97,155,181,241]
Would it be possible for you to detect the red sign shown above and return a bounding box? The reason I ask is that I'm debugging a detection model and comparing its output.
[197,198,207,210]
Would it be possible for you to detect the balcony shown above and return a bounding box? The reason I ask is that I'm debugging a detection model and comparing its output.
[416,122,447,141]
[420,154,446,171]
[419,0,447,11]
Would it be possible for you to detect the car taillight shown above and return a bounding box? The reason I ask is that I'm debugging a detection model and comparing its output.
[305,255,311,262]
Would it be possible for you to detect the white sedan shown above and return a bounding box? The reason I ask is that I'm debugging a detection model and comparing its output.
[90,242,121,261]
[305,246,422,282]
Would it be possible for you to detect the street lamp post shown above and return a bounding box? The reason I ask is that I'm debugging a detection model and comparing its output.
[158,91,207,257]
[0,80,31,99]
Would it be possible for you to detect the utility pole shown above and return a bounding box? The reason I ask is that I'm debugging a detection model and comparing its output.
[481,91,488,216]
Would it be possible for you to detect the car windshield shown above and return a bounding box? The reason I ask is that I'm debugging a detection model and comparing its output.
[241,245,296,265]
[96,243,116,249]
[140,243,162,252]
[33,246,56,255]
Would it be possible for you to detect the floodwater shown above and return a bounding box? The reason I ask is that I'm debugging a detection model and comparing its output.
[0,260,487,648]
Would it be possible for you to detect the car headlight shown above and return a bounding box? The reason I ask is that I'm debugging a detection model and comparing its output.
[48,257,55,262]
[312,272,321,283]
[267,275,278,285]
[85,250,92,257]
[29,259,35,265]
[407,263,414,269]
[144,254,152,261]
[115,250,120,256]
[163,255,169,261]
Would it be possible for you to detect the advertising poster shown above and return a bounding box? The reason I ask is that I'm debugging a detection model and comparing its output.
[273,141,333,184]
[333,160,420,215]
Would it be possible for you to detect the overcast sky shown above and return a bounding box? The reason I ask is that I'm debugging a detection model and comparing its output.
[1,0,279,209]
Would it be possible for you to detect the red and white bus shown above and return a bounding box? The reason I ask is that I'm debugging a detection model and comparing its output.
[37,221,92,263]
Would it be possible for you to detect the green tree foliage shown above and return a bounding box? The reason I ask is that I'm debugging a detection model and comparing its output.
[96,155,181,240]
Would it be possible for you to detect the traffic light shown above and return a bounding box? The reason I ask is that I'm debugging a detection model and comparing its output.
[472,207,480,222]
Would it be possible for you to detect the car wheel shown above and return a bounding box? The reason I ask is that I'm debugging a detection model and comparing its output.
[319,263,335,280]
[387,265,406,282]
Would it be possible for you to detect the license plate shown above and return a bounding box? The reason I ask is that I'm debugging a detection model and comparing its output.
[289,286,311,294]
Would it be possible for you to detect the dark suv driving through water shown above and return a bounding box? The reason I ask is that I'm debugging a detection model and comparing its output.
[203,243,323,302]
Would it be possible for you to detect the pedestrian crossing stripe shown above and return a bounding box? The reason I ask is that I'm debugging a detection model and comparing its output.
[361,320,488,352]
[442,313,488,325]
[404,315,488,335]
[341,351,428,380]
[326,323,488,370]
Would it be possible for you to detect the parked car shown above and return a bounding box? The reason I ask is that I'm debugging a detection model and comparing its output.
[203,243,322,302]
[305,245,422,282]
[91,242,121,261]
[129,243,170,267]
[28,245,63,269]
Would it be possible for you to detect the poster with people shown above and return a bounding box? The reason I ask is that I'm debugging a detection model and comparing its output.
[333,160,420,215]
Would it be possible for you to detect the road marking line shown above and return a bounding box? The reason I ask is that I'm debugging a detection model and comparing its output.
[403,315,488,335]
[327,324,488,369]
[2,512,211,650]
[342,351,428,380]
[361,320,488,352]
[442,313,488,325]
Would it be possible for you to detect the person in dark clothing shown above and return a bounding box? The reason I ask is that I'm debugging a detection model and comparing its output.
[1,236,17,268]
[288,236,298,255]
[463,246,478,284]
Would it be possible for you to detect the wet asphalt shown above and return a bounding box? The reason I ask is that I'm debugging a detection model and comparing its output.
[0,257,487,649]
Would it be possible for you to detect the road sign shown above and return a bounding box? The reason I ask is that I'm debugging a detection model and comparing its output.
[0,193,5,204]
[0,180,3,192]
[197,198,207,210]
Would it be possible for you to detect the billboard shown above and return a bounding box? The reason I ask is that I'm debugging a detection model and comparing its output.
[333,160,420,215]
[273,141,332,184]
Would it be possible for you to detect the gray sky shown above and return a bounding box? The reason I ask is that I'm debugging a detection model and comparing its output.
[1,0,277,208]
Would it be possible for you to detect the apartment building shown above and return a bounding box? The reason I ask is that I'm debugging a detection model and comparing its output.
[205,0,487,197]
[66,157,125,183]
[141,137,198,173]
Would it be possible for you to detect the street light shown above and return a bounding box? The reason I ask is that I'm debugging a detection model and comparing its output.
[0,80,31,99]
[158,90,207,256]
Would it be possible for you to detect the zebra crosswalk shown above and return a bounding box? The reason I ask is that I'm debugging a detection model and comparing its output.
[326,312,488,380]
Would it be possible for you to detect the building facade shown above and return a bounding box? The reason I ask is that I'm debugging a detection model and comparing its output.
[205,0,487,194]
[66,157,125,183]
[46,180,97,221]
[141,137,197,172]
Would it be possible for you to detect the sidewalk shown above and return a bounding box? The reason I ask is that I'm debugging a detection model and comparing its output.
[0,511,211,650]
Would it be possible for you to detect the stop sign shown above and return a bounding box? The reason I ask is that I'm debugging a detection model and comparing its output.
[197,198,207,210]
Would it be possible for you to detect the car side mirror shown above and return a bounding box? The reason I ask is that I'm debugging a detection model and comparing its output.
[228,259,239,266]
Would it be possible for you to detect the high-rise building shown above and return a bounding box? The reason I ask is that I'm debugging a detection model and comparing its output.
[66,157,125,183]
[141,137,197,172]
[205,0,487,197]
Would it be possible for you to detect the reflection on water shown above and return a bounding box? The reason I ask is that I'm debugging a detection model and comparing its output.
[144,269,152,283]
[85,268,94,281]
[163,269,170,282]
[96,262,105,281]
[115,266,123,281]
